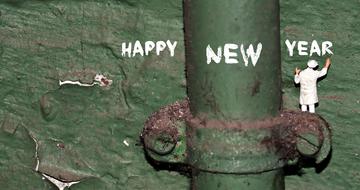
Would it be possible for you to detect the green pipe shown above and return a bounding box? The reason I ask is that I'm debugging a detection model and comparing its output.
[192,170,284,190]
[184,0,282,189]
[184,0,282,121]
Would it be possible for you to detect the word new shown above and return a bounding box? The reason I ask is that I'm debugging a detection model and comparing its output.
[285,40,333,56]
[206,43,263,66]
[121,40,178,57]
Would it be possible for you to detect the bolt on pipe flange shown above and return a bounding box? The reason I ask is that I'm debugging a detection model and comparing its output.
[144,131,177,155]
[141,99,332,173]
[141,99,191,163]
[278,111,332,165]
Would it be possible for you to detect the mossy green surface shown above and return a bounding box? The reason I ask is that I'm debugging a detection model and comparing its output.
[0,0,359,189]
[0,0,188,189]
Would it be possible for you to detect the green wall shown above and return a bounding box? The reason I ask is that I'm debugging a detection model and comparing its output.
[0,0,359,189]
[281,1,360,189]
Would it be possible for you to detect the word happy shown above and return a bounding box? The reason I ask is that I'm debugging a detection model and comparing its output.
[121,40,178,57]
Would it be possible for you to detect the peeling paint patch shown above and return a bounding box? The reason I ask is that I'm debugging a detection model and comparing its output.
[94,74,113,87]
[1,114,20,134]
[42,174,80,190]
[59,74,113,87]
[56,143,65,149]
[29,134,40,171]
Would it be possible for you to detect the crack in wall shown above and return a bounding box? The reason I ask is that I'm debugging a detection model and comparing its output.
[118,84,132,109]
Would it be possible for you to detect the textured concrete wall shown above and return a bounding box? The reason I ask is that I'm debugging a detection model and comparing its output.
[0,0,188,189]
[0,0,359,189]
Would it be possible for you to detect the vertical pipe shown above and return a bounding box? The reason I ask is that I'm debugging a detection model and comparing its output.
[184,0,282,122]
[192,171,284,190]
[184,0,283,189]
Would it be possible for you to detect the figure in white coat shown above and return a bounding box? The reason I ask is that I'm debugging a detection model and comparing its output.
[294,58,331,113]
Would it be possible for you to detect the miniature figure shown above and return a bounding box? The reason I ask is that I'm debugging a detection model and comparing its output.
[294,58,331,113]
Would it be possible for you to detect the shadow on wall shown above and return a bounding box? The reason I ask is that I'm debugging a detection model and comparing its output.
[284,148,332,176]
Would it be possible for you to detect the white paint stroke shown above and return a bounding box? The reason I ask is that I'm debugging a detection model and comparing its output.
[123,140,129,147]
[59,74,113,87]
[29,134,40,171]
[42,174,80,190]
[59,80,95,87]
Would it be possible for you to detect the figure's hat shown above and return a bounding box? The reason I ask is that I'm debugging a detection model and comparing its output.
[307,60,318,68]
